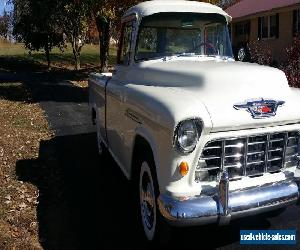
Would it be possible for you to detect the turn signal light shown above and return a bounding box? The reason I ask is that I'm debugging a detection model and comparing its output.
[179,161,189,176]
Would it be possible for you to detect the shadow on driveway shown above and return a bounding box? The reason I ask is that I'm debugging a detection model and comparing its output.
[16,133,144,250]
[15,132,289,250]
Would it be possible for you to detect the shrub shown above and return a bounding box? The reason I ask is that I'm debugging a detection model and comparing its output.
[279,36,300,88]
[248,40,272,66]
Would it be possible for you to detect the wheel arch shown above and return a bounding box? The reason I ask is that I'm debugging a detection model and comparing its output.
[131,131,160,185]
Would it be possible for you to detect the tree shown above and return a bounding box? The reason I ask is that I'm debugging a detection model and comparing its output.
[86,18,99,44]
[87,0,141,72]
[0,11,10,39]
[13,0,64,68]
[204,0,222,5]
[219,0,242,9]
[87,0,113,72]
[58,0,90,70]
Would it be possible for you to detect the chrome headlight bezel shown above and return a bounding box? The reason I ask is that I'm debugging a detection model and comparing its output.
[174,119,203,154]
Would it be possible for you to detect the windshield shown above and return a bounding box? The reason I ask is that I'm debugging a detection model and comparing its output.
[135,13,233,61]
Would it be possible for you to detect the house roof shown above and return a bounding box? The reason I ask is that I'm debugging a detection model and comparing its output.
[123,0,232,22]
[226,0,300,19]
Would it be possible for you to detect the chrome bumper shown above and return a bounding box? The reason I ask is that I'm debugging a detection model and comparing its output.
[158,178,300,227]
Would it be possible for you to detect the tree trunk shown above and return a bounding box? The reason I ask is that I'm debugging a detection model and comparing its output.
[72,39,81,70]
[45,46,51,70]
[96,16,111,73]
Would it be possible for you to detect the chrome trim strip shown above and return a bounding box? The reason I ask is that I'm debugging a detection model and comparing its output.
[225,153,243,159]
[226,163,243,169]
[205,146,222,150]
[247,160,264,165]
[269,148,283,152]
[221,141,225,170]
[248,150,265,156]
[282,133,288,169]
[158,180,300,227]
[243,137,248,176]
[200,166,220,171]
[265,134,270,173]
[248,141,265,146]
[226,144,244,148]
[202,156,221,160]
[268,157,282,162]
[270,138,284,143]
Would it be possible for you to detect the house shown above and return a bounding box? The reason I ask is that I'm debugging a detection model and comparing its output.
[226,0,300,62]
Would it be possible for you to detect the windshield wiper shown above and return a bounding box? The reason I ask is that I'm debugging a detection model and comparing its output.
[206,55,235,61]
[162,53,234,61]
[163,53,197,61]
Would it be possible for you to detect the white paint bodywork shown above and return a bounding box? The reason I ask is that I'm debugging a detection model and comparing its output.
[89,1,300,200]
[124,0,232,22]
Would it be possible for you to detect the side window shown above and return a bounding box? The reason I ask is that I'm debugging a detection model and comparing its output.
[234,21,251,38]
[136,27,157,60]
[118,22,133,65]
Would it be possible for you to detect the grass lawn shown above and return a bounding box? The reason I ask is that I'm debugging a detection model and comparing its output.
[0,42,117,69]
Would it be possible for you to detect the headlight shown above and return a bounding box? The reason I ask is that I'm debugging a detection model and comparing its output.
[174,119,202,153]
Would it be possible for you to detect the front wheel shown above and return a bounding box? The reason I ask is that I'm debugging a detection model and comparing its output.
[138,156,172,244]
[96,128,103,155]
[95,111,105,156]
[237,46,250,62]
[139,161,157,241]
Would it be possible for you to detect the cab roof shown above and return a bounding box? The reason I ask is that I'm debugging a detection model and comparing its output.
[123,0,232,22]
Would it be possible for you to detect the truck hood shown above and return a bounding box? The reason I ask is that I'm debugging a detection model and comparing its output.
[130,59,300,132]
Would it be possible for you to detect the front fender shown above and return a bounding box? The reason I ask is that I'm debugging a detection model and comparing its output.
[125,84,213,195]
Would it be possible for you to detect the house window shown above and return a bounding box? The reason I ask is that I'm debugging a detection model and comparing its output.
[258,14,279,39]
[235,21,250,37]
[269,15,278,37]
[293,9,300,36]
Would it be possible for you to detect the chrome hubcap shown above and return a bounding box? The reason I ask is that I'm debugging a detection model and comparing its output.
[141,173,155,230]
[238,48,245,61]
[97,131,103,155]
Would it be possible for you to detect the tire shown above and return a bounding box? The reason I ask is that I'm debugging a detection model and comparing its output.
[236,45,251,62]
[137,153,172,245]
[237,47,246,62]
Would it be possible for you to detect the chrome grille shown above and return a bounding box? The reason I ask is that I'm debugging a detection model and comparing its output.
[196,131,300,182]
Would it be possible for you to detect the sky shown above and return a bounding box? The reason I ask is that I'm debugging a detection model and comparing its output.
[0,0,13,15]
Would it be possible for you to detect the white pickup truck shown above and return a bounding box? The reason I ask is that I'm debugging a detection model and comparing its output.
[89,0,300,242]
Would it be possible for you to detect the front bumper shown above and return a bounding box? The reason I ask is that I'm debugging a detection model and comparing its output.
[158,177,300,227]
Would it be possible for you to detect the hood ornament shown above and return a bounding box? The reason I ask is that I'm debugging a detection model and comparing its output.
[234,98,285,119]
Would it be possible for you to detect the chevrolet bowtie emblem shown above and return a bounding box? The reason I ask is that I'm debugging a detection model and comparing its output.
[234,98,285,119]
